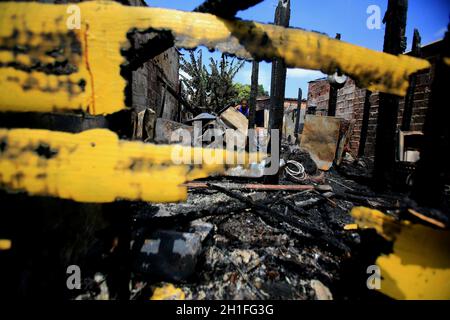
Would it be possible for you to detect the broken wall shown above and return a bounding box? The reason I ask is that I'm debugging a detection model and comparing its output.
[306,40,440,158]
[307,78,330,115]
[131,1,180,120]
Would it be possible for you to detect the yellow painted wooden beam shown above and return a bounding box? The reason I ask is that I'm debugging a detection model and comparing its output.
[351,207,450,300]
[0,128,263,203]
[0,239,12,251]
[0,1,431,115]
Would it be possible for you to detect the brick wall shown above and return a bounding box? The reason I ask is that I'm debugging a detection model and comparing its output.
[336,78,357,121]
[397,69,433,131]
[306,40,441,158]
[307,78,330,115]
[361,92,380,157]
[346,87,367,154]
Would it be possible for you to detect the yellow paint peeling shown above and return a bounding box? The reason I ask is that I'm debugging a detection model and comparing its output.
[150,283,185,300]
[0,1,431,116]
[0,239,12,250]
[0,128,263,203]
[444,57,450,66]
[343,223,358,230]
[351,206,450,300]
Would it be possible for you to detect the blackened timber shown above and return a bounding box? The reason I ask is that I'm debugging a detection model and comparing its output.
[374,0,408,189]
[194,0,264,18]
[207,183,348,252]
[401,29,422,131]
[176,81,182,122]
[124,30,175,72]
[129,0,264,69]
[358,90,372,157]
[133,201,248,229]
[248,60,259,129]
[266,0,290,184]
[328,85,338,117]
[411,26,450,210]
[294,88,303,137]
[327,33,342,117]
[156,75,201,115]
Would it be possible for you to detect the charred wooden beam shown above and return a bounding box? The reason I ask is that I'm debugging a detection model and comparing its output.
[294,88,303,137]
[351,206,450,299]
[327,85,338,117]
[123,30,175,73]
[207,183,348,252]
[156,75,201,115]
[411,25,450,210]
[194,0,264,18]
[0,128,263,203]
[0,2,430,115]
[327,33,342,117]
[133,201,247,229]
[184,182,315,191]
[248,60,259,129]
[266,0,290,184]
[374,0,408,189]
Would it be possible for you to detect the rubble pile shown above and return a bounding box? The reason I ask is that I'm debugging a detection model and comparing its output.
[123,157,408,300]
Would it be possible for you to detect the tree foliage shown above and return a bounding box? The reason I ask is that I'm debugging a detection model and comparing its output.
[180,50,244,113]
[233,83,268,102]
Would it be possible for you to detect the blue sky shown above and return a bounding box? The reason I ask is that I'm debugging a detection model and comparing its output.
[145,0,449,98]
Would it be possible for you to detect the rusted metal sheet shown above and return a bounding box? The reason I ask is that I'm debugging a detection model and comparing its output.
[0,128,263,203]
[300,115,341,171]
[0,1,431,117]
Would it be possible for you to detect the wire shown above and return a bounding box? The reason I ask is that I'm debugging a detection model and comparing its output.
[285,160,307,181]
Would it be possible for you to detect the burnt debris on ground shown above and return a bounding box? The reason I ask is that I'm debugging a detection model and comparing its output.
[67,140,448,301]
[122,155,412,301]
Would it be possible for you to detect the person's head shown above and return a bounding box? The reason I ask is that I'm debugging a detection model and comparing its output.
[241,99,248,107]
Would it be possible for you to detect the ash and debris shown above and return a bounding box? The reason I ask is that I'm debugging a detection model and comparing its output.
[72,149,445,301]
[124,155,405,301]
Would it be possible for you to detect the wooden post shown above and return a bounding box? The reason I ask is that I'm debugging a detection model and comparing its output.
[328,86,338,117]
[328,33,341,117]
[177,81,182,122]
[294,88,303,137]
[411,25,450,209]
[401,29,421,131]
[266,0,290,183]
[248,60,259,129]
[373,0,408,189]
[358,90,372,157]
[194,0,264,18]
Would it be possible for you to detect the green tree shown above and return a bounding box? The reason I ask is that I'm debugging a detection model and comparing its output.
[180,50,209,110]
[180,50,244,113]
[233,83,268,103]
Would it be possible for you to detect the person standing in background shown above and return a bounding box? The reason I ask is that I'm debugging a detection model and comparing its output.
[235,99,249,118]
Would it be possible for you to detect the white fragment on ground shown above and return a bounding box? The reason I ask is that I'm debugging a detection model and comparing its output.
[310,279,333,300]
